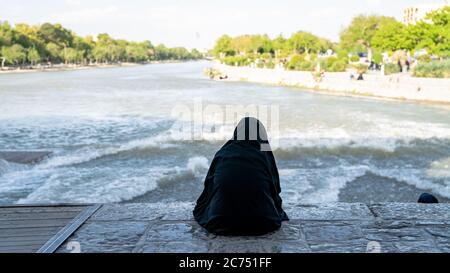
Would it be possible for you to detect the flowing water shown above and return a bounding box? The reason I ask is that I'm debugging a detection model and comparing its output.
[1,61,450,206]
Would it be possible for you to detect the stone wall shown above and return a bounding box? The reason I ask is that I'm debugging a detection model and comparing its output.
[214,64,450,104]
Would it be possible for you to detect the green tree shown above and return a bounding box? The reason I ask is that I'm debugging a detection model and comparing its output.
[249,34,274,55]
[27,47,41,65]
[73,36,93,64]
[287,31,322,54]
[340,15,397,60]
[213,35,234,57]
[272,35,289,58]
[189,49,203,59]
[38,23,74,47]
[45,42,62,62]
[2,21,202,67]
[154,44,169,60]
[416,6,450,57]
[64,48,82,64]
[0,21,15,48]
[126,42,152,62]
[371,20,409,51]
[169,47,190,60]
[1,44,27,66]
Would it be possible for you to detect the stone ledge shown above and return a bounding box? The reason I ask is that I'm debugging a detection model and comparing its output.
[57,203,450,253]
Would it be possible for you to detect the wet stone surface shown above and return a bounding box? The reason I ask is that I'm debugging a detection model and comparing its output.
[57,203,450,253]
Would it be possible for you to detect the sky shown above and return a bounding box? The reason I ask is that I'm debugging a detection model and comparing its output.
[0,0,446,50]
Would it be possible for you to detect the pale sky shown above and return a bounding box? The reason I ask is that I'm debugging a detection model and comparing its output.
[0,0,446,50]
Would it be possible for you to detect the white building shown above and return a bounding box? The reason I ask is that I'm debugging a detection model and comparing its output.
[403,0,449,25]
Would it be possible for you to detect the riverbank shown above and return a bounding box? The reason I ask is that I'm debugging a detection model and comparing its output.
[0,62,141,74]
[0,60,199,75]
[212,63,450,104]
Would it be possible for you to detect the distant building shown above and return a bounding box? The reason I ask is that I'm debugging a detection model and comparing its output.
[403,0,449,25]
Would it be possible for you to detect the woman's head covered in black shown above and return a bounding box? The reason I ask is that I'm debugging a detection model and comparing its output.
[232,117,271,151]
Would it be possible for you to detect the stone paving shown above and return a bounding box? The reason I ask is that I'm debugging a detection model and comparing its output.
[56,203,450,253]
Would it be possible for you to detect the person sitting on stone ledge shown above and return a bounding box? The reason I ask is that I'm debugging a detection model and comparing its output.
[193,117,289,236]
[418,193,439,204]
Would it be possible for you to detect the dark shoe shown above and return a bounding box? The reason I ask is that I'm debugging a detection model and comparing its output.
[418,193,439,204]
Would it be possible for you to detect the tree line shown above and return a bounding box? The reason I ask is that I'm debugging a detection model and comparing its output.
[212,6,450,75]
[0,21,203,68]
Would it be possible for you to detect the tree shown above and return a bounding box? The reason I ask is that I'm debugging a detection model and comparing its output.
[2,21,202,67]
[155,44,170,60]
[73,36,93,64]
[125,42,151,62]
[371,20,409,51]
[169,47,190,60]
[418,6,450,57]
[287,31,322,54]
[27,47,41,65]
[249,34,274,55]
[213,35,234,57]
[45,42,62,62]
[340,15,397,60]
[64,48,82,64]
[38,23,73,47]
[272,35,289,58]
[189,49,203,59]
[0,21,14,48]
[92,45,108,63]
[1,44,26,66]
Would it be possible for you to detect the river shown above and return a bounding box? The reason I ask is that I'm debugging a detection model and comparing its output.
[1,61,450,205]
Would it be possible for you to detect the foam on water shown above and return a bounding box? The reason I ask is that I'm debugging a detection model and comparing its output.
[370,167,450,199]
[17,168,161,204]
[279,164,371,204]
[39,135,178,169]
[13,156,210,204]
[427,157,450,178]
[0,159,28,176]
[279,163,450,204]
[187,156,210,176]
[275,118,450,154]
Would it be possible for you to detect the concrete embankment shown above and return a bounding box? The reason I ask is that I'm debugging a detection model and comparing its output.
[52,203,450,253]
[213,64,450,104]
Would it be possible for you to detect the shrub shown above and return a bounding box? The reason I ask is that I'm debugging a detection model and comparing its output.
[413,60,450,78]
[384,63,401,75]
[222,55,250,66]
[309,53,318,61]
[264,60,276,69]
[353,63,368,74]
[336,49,349,60]
[350,54,360,62]
[285,54,315,71]
[296,61,315,71]
[417,54,431,63]
[286,54,305,70]
[329,60,348,72]
[321,57,347,72]
[372,51,383,64]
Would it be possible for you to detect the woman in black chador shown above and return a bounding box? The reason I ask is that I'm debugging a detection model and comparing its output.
[193,117,289,235]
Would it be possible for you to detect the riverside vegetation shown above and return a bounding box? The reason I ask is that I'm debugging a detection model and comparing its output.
[0,21,203,70]
[212,7,450,78]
